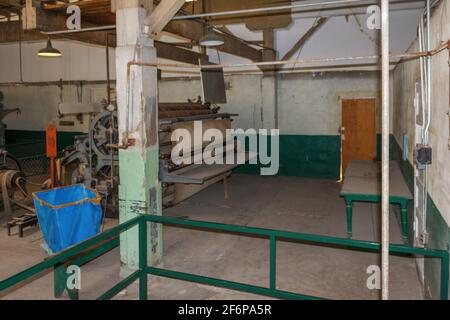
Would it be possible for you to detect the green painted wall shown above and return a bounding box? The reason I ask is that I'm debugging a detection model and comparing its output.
[376,134,396,162]
[391,136,450,299]
[424,195,450,299]
[5,129,82,158]
[234,134,341,180]
[235,133,394,181]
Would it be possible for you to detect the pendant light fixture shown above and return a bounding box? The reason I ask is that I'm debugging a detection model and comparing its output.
[38,38,62,58]
[199,26,224,47]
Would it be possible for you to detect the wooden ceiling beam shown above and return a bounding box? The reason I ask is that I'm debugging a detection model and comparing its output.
[165,20,262,62]
[15,0,260,62]
[145,0,186,38]
[39,0,261,62]
[0,20,207,65]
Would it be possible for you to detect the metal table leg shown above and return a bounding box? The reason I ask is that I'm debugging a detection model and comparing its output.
[400,203,409,244]
[345,199,353,238]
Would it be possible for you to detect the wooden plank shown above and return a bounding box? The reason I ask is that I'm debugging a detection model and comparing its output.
[36,0,261,62]
[0,20,207,64]
[193,0,292,31]
[261,28,276,73]
[341,161,412,199]
[165,20,262,62]
[145,0,186,38]
[21,0,36,30]
[154,41,208,65]
[173,172,230,205]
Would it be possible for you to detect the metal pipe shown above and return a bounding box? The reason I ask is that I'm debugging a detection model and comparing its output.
[423,0,433,247]
[419,18,426,140]
[418,17,428,239]
[171,0,423,20]
[40,25,116,35]
[425,0,432,144]
[127,51,432,71]
[380,0,390,301]
[106,33,111,104]
[0,80,115,87]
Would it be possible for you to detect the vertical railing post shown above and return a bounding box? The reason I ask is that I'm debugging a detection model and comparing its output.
[139,217,148,300]
[440,253,449,300]
[380,0,390,300]
[269,234,276,291]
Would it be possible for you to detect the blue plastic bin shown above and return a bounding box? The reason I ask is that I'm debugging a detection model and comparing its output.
[33,184,103,253]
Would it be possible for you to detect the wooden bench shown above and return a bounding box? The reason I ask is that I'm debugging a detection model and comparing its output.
[340,160,413,243]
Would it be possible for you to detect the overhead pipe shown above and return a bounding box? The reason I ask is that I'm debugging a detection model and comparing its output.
[40,25,116,35]
[380,0,390,300]
[171,0,424,20]
[417,0,439,244]
[424,0,432,144]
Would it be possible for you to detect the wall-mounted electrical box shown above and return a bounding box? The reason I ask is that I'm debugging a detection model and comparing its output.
[414,145,432,170]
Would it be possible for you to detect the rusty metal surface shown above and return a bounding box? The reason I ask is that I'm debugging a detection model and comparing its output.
[158,102,213,119]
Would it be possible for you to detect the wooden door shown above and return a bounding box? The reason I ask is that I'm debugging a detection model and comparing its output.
[341,99,376,175]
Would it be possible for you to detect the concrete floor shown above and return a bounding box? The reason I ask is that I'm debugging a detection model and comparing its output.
[0,174,424,300]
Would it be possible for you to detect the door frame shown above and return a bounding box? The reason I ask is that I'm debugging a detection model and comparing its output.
[339,96,378,179]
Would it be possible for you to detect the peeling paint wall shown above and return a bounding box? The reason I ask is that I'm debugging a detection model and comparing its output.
[1,84,109,132]
[392,0,450,299]
[393,0,450,229]
[159,72,393,134]
[159,71,391,180]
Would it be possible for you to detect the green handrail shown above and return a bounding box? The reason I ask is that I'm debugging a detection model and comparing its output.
[0,215,147,300]
[0,214,448,300]
[144,215,449,300]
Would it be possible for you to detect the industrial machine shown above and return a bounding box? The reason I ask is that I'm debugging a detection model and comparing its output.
[0,91,21,148]
[58,98,240,215]
[0,149,38,237]
[158,98,238,207]
[58,65,243,214]
[59,105,118,216]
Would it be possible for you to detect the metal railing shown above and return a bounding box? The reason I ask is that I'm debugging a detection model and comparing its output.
[1,215,449,300]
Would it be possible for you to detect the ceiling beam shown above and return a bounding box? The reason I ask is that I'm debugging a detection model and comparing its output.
[154,41,208,64]
[165,20,262,62]
[260,28,277,73]
[0,20,207,65]
[16,1,261,62]
[145,0,186,38]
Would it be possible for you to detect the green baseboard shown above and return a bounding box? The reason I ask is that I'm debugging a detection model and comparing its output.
[5,130,82,158]
[234,134,341,180]
[391,135,450,300]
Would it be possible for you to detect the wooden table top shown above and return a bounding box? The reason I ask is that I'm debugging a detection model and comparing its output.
[341,160,412,199]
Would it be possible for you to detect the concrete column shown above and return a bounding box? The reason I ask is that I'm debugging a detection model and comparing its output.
[261,29,278,129]
[115,0,162,275]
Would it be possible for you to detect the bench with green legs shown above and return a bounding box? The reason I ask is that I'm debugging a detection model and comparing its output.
[340,160,413,244]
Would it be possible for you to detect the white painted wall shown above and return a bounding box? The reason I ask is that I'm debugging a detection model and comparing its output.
[0,5,418,135]
[0,40,115,82]
[1,84,109,132]
[159,72,393,135]
[393,0,450,226]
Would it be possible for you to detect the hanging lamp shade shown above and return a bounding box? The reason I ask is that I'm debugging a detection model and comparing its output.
[199,26,224,47]
[38,39,62,58]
